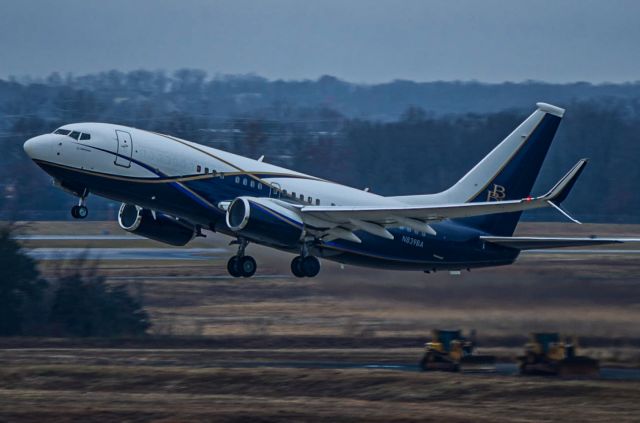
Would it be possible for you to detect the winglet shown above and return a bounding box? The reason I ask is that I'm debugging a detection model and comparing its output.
[543,159,588,203]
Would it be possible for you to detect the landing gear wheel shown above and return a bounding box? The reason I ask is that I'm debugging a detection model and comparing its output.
[301,256,320,277]
[239,256,257,278]
[291,256,305,278]
[76,205,88,219]
[227,256,242,277]
[70,205,88,219]
[291,256,321,277]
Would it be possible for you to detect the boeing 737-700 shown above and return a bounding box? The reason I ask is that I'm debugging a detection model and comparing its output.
[23,102,639,278]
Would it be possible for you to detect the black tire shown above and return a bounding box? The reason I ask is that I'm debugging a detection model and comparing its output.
[301,256,320,277]
[70,206,79,219]
[227,256,242,277]
[291,256,305,278]
[77,205,88,219]
[240,256,257,278]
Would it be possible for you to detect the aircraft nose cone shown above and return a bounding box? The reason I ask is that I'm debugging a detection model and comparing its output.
[23,135,52,159]
[23,138,37,157]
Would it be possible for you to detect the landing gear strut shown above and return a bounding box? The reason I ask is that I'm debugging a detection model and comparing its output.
[227,238,257,278]
[291,244,321,278]
[71,189,89,219]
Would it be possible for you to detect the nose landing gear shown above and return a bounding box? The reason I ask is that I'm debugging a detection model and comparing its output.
[227,238,257,278]
[71,190,89,219]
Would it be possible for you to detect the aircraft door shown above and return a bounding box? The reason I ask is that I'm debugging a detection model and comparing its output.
[269,182,281,199]
[115,130,133,167]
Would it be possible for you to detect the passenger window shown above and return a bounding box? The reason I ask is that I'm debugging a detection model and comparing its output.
[292,192,296,198]
[258,183,262,190]
[331,203,336,206]
[315,199,320,205]
[197,165,202,172]
[299,194,304,201]
[243,178,247,186]
[79,133,91,140]
[235,176,240,183]
[54,129,71,135]
[204,167,209,174]
[282,189,287,195]
[250,180,255,188]
[307,196,312,203]
[69,131,81,140]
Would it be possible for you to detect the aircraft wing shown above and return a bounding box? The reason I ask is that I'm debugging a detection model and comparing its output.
[301,160,587,238]
[479,236,640,250]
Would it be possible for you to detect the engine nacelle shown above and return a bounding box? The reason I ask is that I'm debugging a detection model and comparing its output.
[226,197,305,247]
[118,203,196,246]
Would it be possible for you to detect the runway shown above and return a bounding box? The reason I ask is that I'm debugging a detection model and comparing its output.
[24,247,228,261]
[3,346,637,380]
[23,246,640,261]
[199,360,640,381]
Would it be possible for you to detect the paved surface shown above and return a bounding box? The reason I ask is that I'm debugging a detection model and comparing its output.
[24,247,228,260]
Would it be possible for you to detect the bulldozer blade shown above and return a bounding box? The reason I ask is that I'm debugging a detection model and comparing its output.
[459,355,497,373]
[558,357,600,377]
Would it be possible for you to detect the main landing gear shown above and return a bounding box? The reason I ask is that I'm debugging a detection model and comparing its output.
[71,190,89,219]
[290,244,321,278]
[227,238,257,278]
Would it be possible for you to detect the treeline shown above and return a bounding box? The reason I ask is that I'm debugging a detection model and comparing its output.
[1,70,639,222]
[0,226,149,337]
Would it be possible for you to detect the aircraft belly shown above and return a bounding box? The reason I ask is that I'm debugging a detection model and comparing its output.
[318,225,518,271]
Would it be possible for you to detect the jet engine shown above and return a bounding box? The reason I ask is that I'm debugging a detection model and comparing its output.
[225,197,305,247]
[118,203,196,246]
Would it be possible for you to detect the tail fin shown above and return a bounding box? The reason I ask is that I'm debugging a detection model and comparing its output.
[392,102,565,236]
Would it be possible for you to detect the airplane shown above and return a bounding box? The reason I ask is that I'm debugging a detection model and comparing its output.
[23,102,640,278]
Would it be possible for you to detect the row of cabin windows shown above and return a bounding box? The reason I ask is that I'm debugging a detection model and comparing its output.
[230,176,330,206]
[281,188,321,206]
[234,176,263,190]
[196,165,221,176]
[54,128,91,140]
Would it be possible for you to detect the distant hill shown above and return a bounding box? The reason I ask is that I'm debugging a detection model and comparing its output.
[1,70,639,222]
[2,71,640,123]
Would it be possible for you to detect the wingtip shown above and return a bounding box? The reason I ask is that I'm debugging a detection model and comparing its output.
[546,159,588,203]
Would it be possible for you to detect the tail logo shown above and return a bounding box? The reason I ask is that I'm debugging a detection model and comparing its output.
[486,184,506,201]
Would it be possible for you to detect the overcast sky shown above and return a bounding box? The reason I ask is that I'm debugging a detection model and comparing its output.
[1,0,638,83]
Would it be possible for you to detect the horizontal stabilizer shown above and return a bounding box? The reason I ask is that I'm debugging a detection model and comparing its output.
[480,236,640,250]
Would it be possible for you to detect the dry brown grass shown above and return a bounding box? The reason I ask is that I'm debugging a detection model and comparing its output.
[2,221,639,421]
[1,359,639,422]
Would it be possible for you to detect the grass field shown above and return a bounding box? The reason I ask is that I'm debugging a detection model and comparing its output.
[1,221,639,422]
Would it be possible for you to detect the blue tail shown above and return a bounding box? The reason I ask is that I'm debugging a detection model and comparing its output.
[460,103,564,235]
[389,103,567,236]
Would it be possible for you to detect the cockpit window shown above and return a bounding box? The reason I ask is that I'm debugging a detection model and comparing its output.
[54,128,91,141]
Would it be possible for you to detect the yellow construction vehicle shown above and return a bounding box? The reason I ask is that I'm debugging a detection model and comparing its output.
[518,333,599,377]
[419,329,495,372]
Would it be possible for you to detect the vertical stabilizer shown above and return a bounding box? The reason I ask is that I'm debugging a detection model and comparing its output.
[392,103,565,236]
